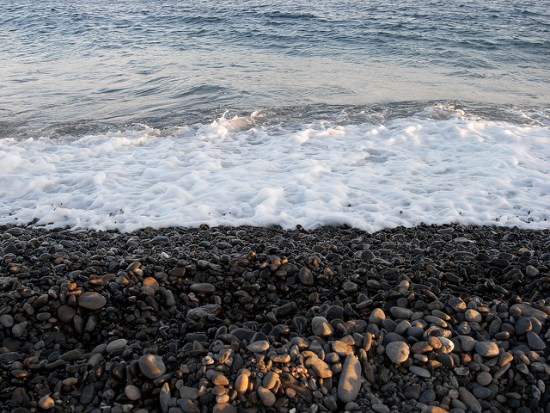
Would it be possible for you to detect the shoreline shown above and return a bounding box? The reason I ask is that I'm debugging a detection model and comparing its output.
[1,223,549,412]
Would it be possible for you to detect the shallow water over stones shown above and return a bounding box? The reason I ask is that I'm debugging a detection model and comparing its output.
[0,223,549,412]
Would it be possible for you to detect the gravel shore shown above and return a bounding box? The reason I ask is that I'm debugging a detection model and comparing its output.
[1,224,549,413]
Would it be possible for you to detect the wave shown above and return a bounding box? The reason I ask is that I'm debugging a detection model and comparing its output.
[1,103,548,232]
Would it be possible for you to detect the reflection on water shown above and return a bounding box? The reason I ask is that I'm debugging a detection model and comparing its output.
[0,0,548,136]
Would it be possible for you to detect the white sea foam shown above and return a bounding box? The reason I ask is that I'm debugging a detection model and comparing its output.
[1,112,549,232]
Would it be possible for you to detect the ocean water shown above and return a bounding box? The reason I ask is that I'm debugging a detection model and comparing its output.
[0,0,549,231]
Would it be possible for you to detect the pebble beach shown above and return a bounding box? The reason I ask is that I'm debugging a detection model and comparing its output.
[1,223,549,413]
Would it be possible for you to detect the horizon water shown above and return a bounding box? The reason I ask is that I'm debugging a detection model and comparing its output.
[1,0,549,232]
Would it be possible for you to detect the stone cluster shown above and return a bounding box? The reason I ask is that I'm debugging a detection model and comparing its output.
[0,223,549,413]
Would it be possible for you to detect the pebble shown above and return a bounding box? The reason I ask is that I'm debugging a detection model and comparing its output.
[390,306,413,319]
[106,338,128,353]
[78,292,107,310]
[0,224,547,413]
[527,331,546,350]
[342,280,358,294]
[305,355,333,378]
[338,354,362,403]
[257,386,276,407]
[458,335,476,352]
[125,385,141,401]
[235,370,250,393]
[476,371,492,386]
[465,309,482,322]
[246,340,270,353]
[298,267,314,285]
[372,404,390,413]
[510,304,548,322]
[515,317,532,335]
[458,386,482,413]
[404,384,421,400]
[190,283,216,294]
[160,382,171,413]
[12,321,27,338]
[472,385,492,399]
[178,399,200,413]
[475,341,499,357]
[139,354,166,379]
[38,395,55,410]
[385,341,410,364]
[409,365,431,378]
[213,403,237,413]
[0,314,15,328]
[262,371,279,389]
[311,316,334,337]
[419,389,436,404]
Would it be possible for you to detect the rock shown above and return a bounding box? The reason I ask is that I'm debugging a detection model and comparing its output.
[390,306,413,319]
[179,386,199,400]
[143,277,160,293]
[385,341,410,364]
[515,317,532,335]
[404,384,421,400]
[369,308,386,324]
[419,389,436,404]
[472,385,492,399]
[338,354,362,403]
[510,304,548,322]
[247,340,270,353]
[448,297,467,312]
[106,338,127,353]
[213,403,237,413]
[475,341,499,357]
[0,314,15,328]
[139,354,166,379]
[61,349,83,361]
[458,335,476,352]
[476,372,492,386]
[160,382,171,413]
[235,370,250,393]
[458,386,482,413]
[125,385,141,401]
[342,280,358,294]
[465,309,482,322]
[80,383,96,405]
[325,304,345,320]
[426,407,450,413]
[298,267,314,285]
[12,321,27,338]
[525,265,539,277]
[257,386,276,407]
[305,355,333,378]
[178,399,200,413]
[78,292,107,310]
[372,404,390,413]
[186,304,221,320]
[190,283,216,294]
[263,371,279,390]
[38,395,55,410]
[274,302,298,319]
[312,316,333,337]
[409,365,431,378]
[526,331,546,350]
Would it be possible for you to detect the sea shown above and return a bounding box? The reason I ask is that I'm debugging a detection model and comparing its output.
[1,0,549,232]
